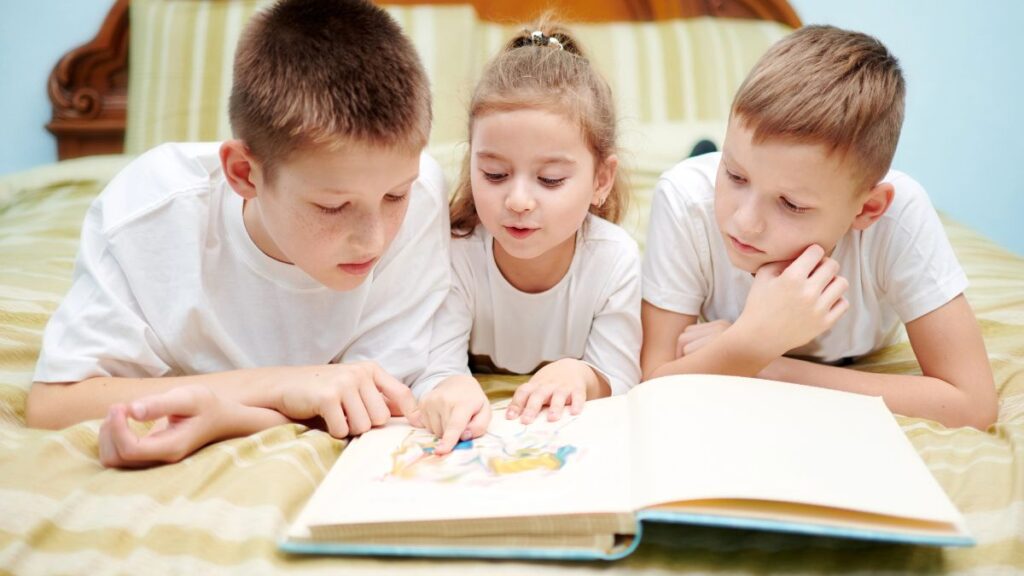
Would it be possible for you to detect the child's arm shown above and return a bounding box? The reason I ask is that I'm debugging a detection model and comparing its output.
[27,362,419,434]
[643,245,848,380]
[760,294,997,429]
[98,385,291,468]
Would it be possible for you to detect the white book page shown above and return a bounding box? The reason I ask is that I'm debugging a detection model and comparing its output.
[627,375,963,525]
[293,395,633,533]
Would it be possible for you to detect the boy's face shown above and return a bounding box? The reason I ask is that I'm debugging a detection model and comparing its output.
[238,141,421,291]
[714,117,869,273]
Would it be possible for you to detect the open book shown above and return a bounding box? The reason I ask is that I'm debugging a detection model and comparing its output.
[281,375,973,560]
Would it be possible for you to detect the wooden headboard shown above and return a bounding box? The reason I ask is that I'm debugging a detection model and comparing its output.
[45,0,801,161]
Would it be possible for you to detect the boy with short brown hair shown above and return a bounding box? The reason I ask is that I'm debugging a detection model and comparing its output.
[642,25,997,429]
[27,0,451,467]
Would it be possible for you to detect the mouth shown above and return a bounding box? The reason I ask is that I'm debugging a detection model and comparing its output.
[337,257,377,276]
[727,234,765,255]
[504,225,539,240]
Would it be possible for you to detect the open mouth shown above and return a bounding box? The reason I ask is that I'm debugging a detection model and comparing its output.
[504,226,538,240]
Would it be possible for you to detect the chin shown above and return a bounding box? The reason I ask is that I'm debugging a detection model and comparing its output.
[724,250,762,274]
[320,272,370,291]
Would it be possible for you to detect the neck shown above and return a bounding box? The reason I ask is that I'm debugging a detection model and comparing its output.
[492,232,576,294]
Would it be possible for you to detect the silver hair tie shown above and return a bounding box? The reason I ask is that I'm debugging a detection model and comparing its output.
[530,30,563,50]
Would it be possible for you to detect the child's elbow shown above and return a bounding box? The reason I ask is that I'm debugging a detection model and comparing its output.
[24,383,63,429]
[966,400,999,431]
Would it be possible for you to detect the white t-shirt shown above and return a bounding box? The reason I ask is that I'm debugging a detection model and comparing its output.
[417,214,642,398]
[34,142,450,387]
[643,152,968,363]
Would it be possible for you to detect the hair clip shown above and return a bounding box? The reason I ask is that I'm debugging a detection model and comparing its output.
[529,30,563,50]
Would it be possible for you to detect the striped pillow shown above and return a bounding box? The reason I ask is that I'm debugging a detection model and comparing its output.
[124,0,792,161]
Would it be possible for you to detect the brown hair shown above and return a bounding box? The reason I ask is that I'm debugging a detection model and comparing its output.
[229,0,431,180]
[449,15,627,236]
[731,25,905,190]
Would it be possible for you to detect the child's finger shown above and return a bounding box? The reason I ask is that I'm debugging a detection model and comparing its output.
[129,388,200,421]
[547,390,570,421]
[372,364,418,418]
[808,257,840,291]
[784,244,826,279]
[682,333,717,356]
[569,388,585,415]
[506,381,536,420]
[406,408,425,428]
[436,405,473,455]
[465,402,491,439]
[519,385,551,424]
[358,380,391,427]
[426,408,443,439]
[340,387,372,436]
[826,296,851,326]
[820,274,849,310]
[320,401,350,438]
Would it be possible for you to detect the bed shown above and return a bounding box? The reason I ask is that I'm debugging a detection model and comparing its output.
[1,0,1021,573]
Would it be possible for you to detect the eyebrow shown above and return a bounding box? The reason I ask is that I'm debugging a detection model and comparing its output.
[475,150,576,166]
[319,173,419,196]
[723,152,816,202]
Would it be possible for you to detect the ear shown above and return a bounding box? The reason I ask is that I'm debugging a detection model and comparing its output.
[591,154,619,208]
[851,181,894,231]
[219,139,261,200]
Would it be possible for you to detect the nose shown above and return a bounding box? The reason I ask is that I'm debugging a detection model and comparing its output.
[350,209,386,257]
[733,196,764,237]
[504,178,536,214]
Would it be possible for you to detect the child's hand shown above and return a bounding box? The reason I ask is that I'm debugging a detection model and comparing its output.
[98,385,239,468]
[676,320,732,358]
[412,376,491,455]
[738,244,850,356]
[274,362,418,438]
[506,359,600,424]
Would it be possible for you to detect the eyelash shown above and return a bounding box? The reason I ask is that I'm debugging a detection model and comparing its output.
[726,170,747,185]
[316,194,407,215]
[482,172,566,188]
[780,198,807,214]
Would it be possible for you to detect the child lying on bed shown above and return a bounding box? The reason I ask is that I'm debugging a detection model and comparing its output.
[640,25,997,429]
[26,0,452,467]
[413,19,643,454]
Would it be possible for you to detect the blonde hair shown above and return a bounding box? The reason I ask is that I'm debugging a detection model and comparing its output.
[229,0,431,180]
[732,25,905,190]
[449,16,627,237]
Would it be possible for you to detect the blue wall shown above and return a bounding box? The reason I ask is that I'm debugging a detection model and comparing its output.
[0,1,113,175]
[2,0,1022,254]
[790,0,1024,255]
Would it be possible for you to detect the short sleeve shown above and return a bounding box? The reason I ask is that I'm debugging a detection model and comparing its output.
[412,257,475,399]
[33,202,175,383]
[581,242,642,396]
[874,175,969,322]
[641,176,711,316]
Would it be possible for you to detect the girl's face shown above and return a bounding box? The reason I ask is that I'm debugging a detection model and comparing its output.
[469,108,615,268]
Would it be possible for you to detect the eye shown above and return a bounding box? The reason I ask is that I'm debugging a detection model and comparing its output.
[538,176,566,188]
[482,171,507,183]
[726,170,747,184]
[384,192,409,204]
[780,197,808,214]
[316,202,349,215]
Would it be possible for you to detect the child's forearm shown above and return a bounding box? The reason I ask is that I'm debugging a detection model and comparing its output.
[761,357,997,430]
[649,327,779,381]
[27,367,304,429]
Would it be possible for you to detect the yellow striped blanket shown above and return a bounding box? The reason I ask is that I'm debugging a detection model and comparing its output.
[0,154,1021,574]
